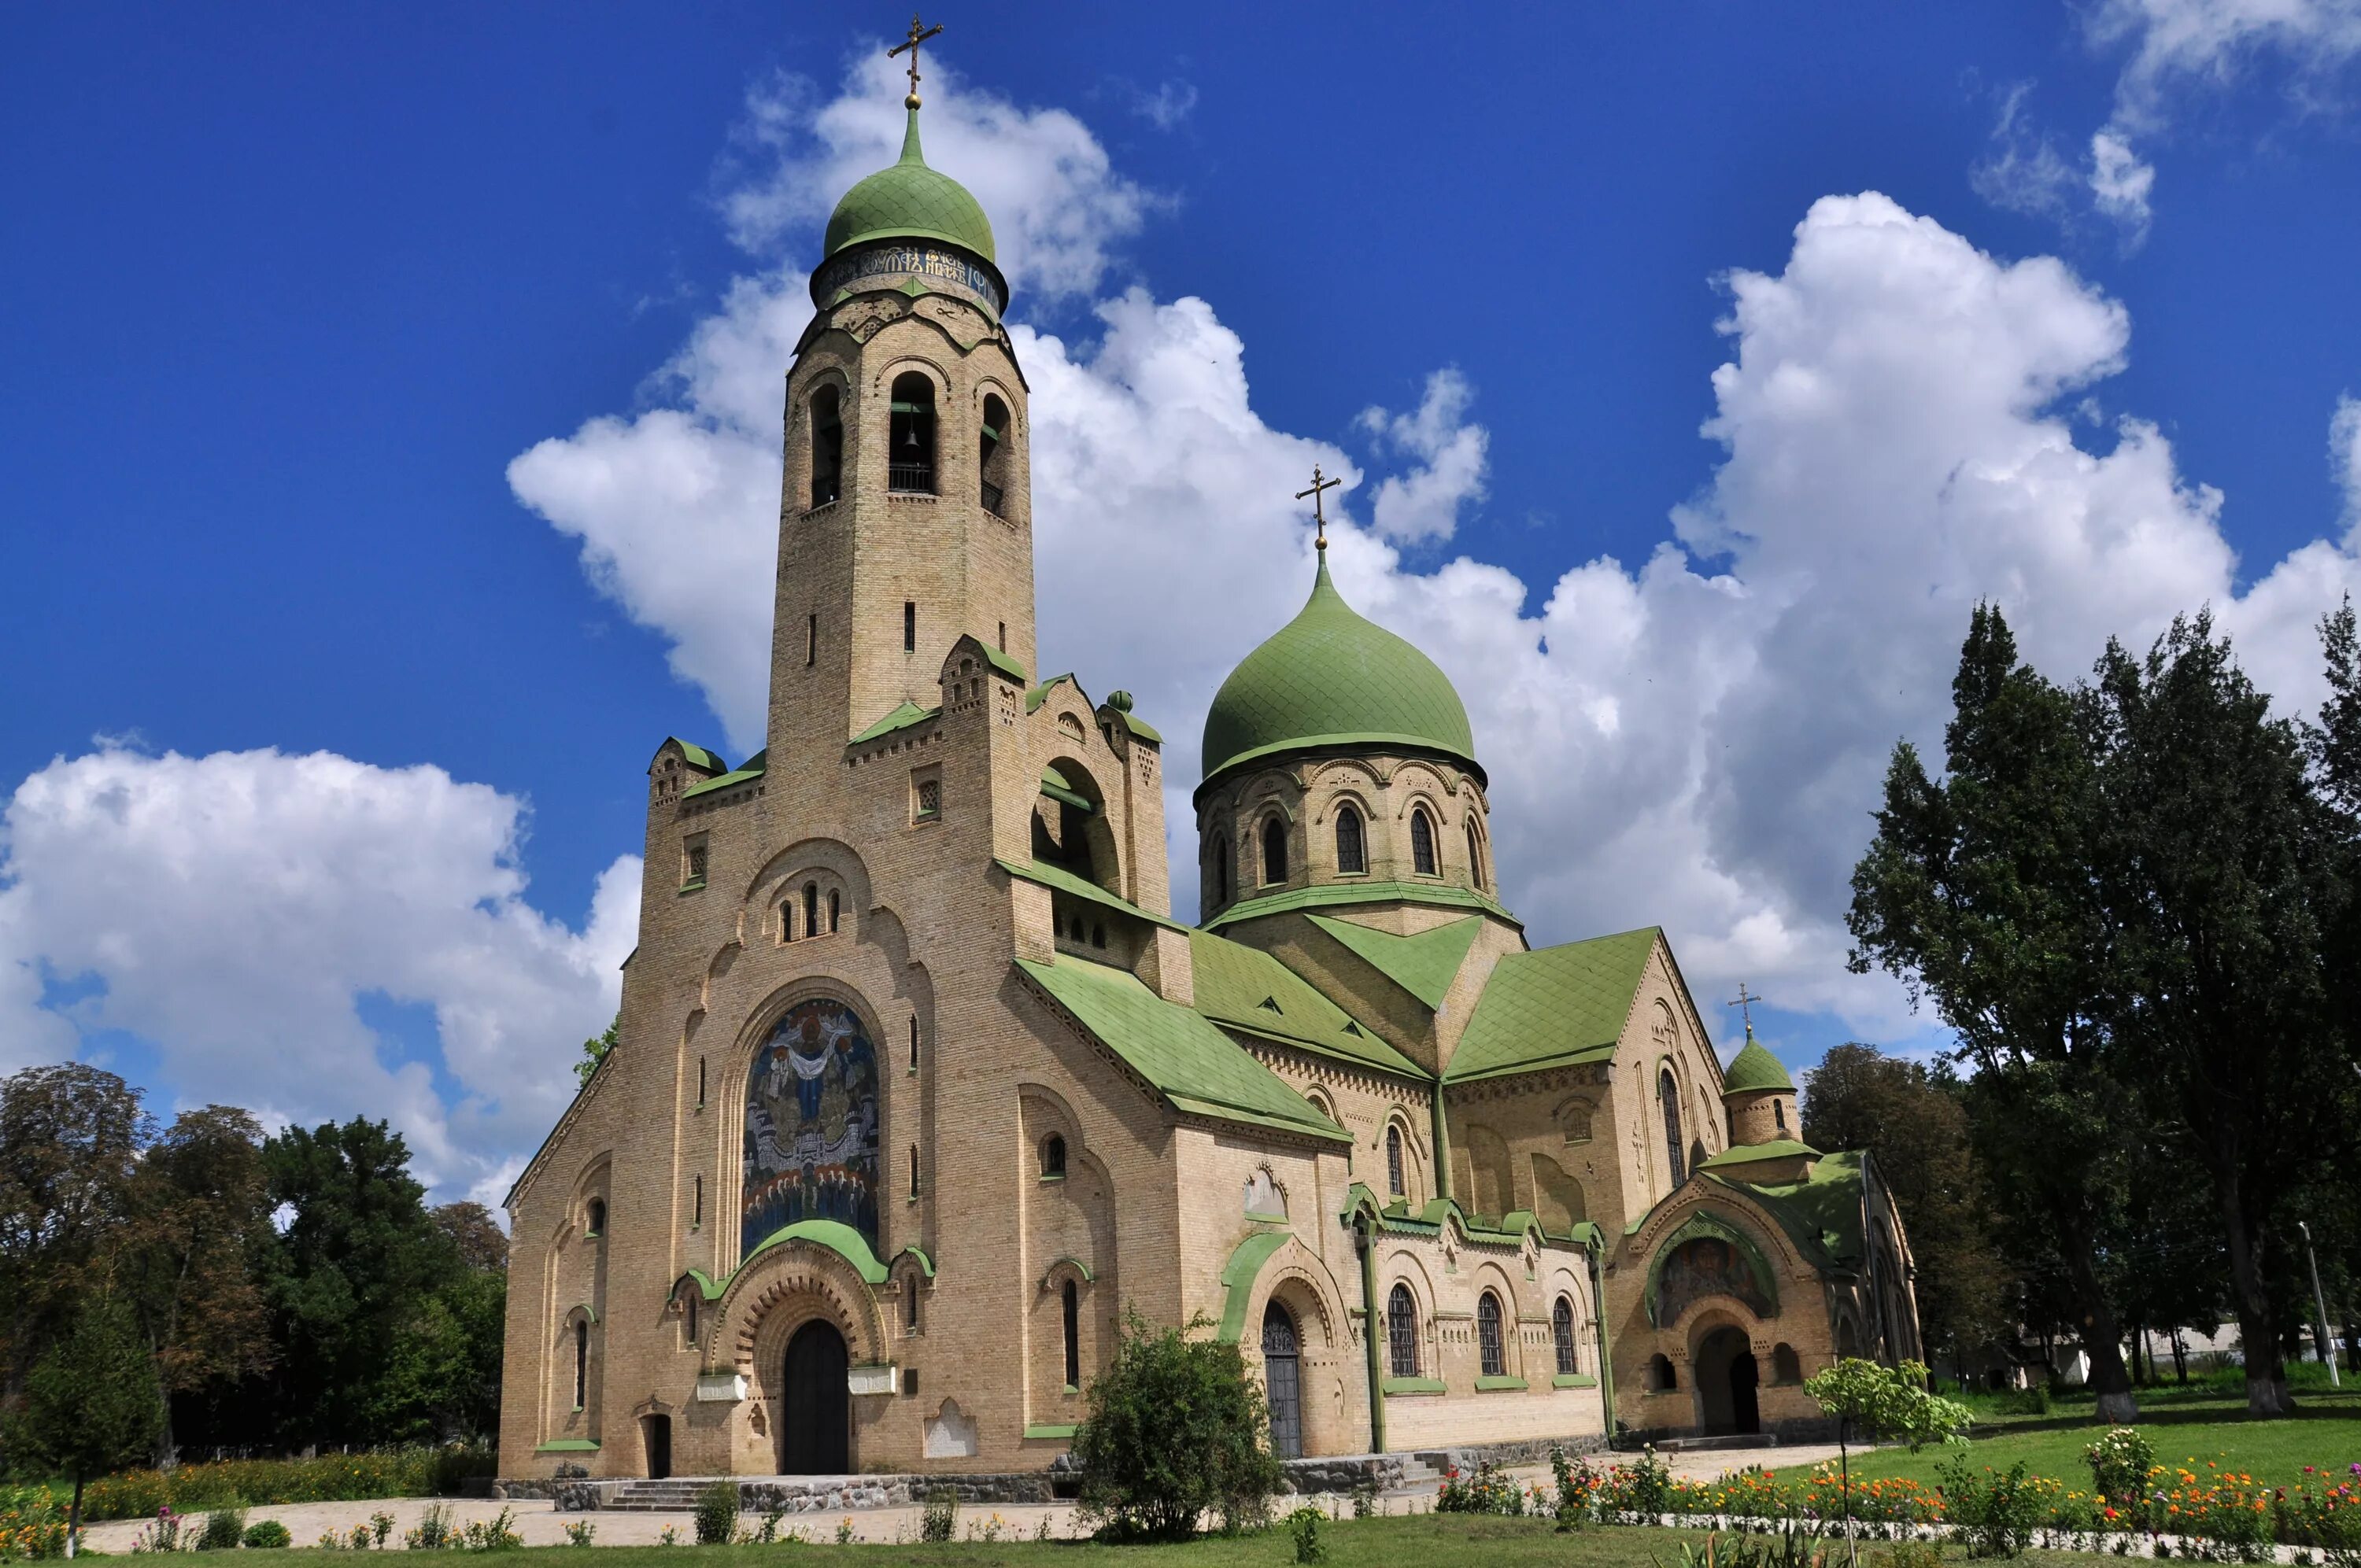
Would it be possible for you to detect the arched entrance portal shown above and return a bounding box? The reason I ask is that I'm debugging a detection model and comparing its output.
[1261,1303,1302,1459]
[1693,1326,1761,1435]
[779,1320,850,1474]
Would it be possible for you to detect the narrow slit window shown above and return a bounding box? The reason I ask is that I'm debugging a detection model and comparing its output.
[696,1057,706,1106]
[828,889,841,933]
[809,385,843,507]
[1212,836,1231,905]
[804,883,819,941]
[908,1145,920,1198]
[908,1016,920,1072]
[1261,817,1288,886]
[903,600,916,653]
[1465,821,1485,889]
[573,1318,588,1409]
[1385,1125,1405,1197]
[692,1173,702,1229]
[980,394,1011,517]
[1062,1278,1081,1389]
[806,614,817,667]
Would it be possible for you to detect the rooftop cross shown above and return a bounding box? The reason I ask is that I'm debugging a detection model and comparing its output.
[1725,982,1764,1037]
[888,15,944,109]
[1295,464,1341,552]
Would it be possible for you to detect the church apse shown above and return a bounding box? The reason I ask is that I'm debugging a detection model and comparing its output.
[742,998,882,1256]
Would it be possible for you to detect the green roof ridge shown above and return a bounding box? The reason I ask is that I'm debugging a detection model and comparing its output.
[1014,957,1347,1145]
[996,858,1188,931]
[851,700,937,744]
[1699,1138,1820,1169]
[1722,1029,1795,1094]
[1185,930,1423,1079]
[1445,927,1660,1084]
[1201,556,1479,790]
[1306,913,1483,1011]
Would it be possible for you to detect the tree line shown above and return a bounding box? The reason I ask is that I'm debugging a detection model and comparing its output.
[1823,601,2361,1420]
[0,1063,505,1469]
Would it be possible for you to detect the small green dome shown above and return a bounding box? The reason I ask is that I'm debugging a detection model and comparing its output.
[1201,556,1479,787]
[1722,1031,1795,1096]
[823,108,996,264]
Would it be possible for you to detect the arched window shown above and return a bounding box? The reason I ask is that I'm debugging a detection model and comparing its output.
[1649,1352,1677,1392]
[1385,1124,1406,1197]
[585,1198,605,1238]
[1386,1284,1420,1378]
[1042,1134,1066,1178]
[1552,1297,1579,1376]
[979,393,1011,517]
[1262,817,1288,886]
[1410,808,1437,876]
[828,889,841,934]
[1660,1068,1687,1188]
[1775,1098,1787,1133]
[1465,821,1485,890]
[1090,923,1106,949]
[781,900,795,942]
[1772,1343,1802,1385]
[1336,805,1366,874]
[809,385,843,507]
[1212,836,1231,904]
[889,372,936,493]
[1477,1291,1506,1378]
[1062,1278,1081,1389]
[804,883,820,941]
[573,1318,589,1409]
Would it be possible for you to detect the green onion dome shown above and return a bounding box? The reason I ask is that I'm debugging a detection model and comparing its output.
[822,107,996,264]
[1721,1031,1795,1095]
[1200,557,1480,790]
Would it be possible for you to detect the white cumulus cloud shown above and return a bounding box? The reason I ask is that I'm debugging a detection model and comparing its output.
[0,745,637,1201]
[1357,370,1490,545]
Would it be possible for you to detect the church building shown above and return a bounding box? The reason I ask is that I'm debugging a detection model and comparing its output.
[498,49,1920,1483]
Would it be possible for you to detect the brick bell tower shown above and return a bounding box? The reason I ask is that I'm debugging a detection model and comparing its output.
[766,50,1033,788]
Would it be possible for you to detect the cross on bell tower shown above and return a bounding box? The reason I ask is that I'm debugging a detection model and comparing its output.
[1295,465,1341,552]
[888,15,944,109]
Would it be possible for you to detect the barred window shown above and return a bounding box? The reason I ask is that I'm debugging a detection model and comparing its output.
[1477,1291,1506,1378]
[1410,808,1436,876]
[1552,1297,1579,1376]
[1385,1124,1406,1197]
[1386,1284,1419,1378]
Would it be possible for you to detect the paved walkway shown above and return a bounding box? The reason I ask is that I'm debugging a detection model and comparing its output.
[76,1444,1852,1551]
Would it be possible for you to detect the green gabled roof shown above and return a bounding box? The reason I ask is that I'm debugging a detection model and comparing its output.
[996,858,1188,932]
[1200,557,1480,789]
[1722,1031,1795,1094]
[1015,957,1348,1144]
[1444,927,1660,1085]
[1205,878,1519,932]
[668,740,726,773]
[1710,1149,1867,1268]
[1699,1138,1820,1170]
[1112,709,1163,743]
[681,748,769,799]
[823,107,996,264]
[1306,913,1483,1011]
[1027,673,1082,714]
[851,700,938,744]
[1186,930,1423,1079]
[981,643,1027,684]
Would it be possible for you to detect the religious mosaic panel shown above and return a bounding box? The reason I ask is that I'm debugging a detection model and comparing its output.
[742,997,881,1257]
[1657,1235,1774,1325]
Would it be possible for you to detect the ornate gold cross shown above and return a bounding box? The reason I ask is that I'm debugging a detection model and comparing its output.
[888,15,944,109]
[1295,464,1341,552]
[1725,983,1764,1035]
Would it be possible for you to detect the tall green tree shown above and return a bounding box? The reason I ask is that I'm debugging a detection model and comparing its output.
[262,1118,451,1446]
[122,1105,276,1463]
[2087,614,2351,1416]
[0,1065,149,1402]
[13,1293,161,1557]
[1801,1044,2009,1376]
[1847,603,2143,1419]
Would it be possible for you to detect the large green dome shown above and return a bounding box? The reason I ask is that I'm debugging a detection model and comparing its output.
[822,108,996,264]
[1200,557,1480,788]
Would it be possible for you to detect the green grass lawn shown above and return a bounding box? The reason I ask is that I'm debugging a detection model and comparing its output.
[1767,1388,2361,1492]
[220,1515,2134,1566]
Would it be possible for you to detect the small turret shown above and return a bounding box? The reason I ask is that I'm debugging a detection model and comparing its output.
[1720,1028,1799,1148]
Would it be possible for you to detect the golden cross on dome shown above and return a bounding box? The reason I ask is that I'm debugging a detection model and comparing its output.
[888,15,944,109]
[1725,983,1764,1035]
[1295,464,1341,552]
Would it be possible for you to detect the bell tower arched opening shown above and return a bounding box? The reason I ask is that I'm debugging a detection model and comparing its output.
[889,372,937,494]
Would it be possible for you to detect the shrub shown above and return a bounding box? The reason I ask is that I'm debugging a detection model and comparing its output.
[405,1502,459,1551]
[1069,1307,1283,1540]
[1435,1461,1523,1515]
[693,1481,739,1545]
[242,1520,293,1549]
[2082,1427,2153,1522]
[1285,1505,1325,1565]
[0,1487,69,1560]
[460,1509,523,1551]
[919,1488,959,1544]
[1869,1544,1946,1568]
[1550,1445,1600,1530]
[561,1519,597,1548]
[1350,1481,1376,1520]
[1938,1456,2042,1559]
[72,1446,497,1522]
[198,1507,248,1551]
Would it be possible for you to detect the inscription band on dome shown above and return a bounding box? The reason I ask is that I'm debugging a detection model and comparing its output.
[815,243,1006,315]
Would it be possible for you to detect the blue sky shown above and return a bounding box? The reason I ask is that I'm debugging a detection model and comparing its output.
[5,2,2359,1197]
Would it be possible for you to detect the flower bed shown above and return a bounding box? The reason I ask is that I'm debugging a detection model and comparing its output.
[54,1448,495,1524]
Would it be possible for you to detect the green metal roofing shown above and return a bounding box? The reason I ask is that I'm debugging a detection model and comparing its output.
[851,700,938,744]
[1186,930,1423,1079]
[681,758,768,799]
[1026,672,1082,714]
[1200,557,1479,788]
[1204,877,1519,932]
[823,108,996,264]
[667,740,726,773]
[1700,1139,1820,1170]
[980,643,1027,684]
[1721,1031,1796,1094]
[1306,913,1483,1011]
[1216,1230,1293,1342]
[1040,768,1094,813]
[996,857,1188,932]
[1716,1149,1868,1268]
[741,1218,890,1285]
[1015,957,1348,1144]
[1444,927,1660,1085]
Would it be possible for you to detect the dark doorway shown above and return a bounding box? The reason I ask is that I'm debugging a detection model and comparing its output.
[779,1320,850,1474]
[1730,1349,1761,1434]
[1262,1303,1302,1459]
[643,1414,671,1480]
